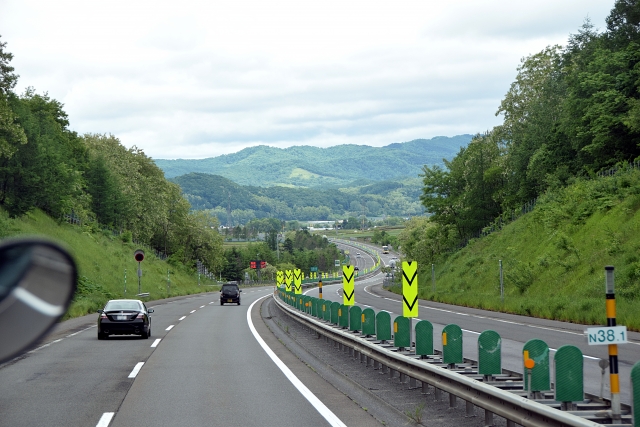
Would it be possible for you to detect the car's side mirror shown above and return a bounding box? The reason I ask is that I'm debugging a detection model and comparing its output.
[97,309,104,314]
[148,308,154,313]
[219,289,222,292]
[239,290,242,292]
[0,238,77,364]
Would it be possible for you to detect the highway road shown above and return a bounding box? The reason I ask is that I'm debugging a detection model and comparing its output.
[0,288,379,427]
[317,241,640,405]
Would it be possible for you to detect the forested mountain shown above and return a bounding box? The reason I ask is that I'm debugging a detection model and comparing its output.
[172,173,423,223]
[155,135,471,187]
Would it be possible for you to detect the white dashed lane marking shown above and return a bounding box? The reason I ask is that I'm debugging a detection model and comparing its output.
[128,362,144,379]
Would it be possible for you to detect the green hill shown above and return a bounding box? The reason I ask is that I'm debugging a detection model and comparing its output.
[155,135,472,187]
[394,168,640,331]
[0,209,217,320]
[171,173,424,221]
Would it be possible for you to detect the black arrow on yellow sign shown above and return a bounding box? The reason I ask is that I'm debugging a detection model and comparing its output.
[402,261,418,317]
[343,289,354,302]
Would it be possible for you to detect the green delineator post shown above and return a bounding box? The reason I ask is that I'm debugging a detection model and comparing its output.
[349,306,362,332]
[554,345,584,404]
[415,320,434,357]
[478,330,502,377]
[362,308,376,336]
[376,311,391,342]
[523,339,550,393]
[631,361,640,427]
[323,301,331,321]
[330,302,340,325]
[442,324,463,365]
[339,304,349,328]
[393,316,410,349]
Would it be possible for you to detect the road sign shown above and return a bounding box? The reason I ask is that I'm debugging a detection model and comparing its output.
[586,326,628,345]
[134,249,145,262]
[294,269,302,294]
[342,265,354,306]
[310,266,318,272]
[335,260,340,267]
[285,269,292,292]
[402,261,418,317]
[276,270,283,287]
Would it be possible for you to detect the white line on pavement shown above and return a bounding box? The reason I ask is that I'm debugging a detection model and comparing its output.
[190,309,196,313]
[247,296,347,427]
[151,339,161,348]
[166,325,174,331]
[128,362,144,379]
[200,305,205,308]
[179,316,186,321]
[95,412,114,427]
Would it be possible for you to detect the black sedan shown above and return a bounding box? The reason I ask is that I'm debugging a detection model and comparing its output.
[97,299,153,339]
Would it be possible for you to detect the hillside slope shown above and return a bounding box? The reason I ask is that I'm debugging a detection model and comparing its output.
[0,210,216,320]
[155,135,472,187]
[401,168,640,330]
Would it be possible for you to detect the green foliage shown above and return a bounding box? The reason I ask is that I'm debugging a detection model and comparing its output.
[403,170,640,330]
[174,172,426,221]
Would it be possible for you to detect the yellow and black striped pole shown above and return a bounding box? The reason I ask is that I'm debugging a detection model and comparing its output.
[318,279,323,299]
[605,266,621,421]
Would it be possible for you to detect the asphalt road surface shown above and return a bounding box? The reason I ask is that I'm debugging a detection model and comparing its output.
[0,288,378,427]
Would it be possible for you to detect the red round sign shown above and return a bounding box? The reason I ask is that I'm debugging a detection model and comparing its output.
[134,250,145,262]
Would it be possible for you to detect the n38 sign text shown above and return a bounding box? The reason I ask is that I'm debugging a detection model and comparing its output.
[585,326,627,345]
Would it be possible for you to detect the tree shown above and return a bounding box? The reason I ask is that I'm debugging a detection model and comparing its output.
[0,36,18,96]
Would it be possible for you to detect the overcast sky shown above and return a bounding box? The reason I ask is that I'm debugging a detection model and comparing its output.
[0,0,614,159]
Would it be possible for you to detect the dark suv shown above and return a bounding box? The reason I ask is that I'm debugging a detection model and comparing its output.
[220,282,242,305]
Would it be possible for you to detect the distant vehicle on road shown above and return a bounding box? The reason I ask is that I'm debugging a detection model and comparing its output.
[220,282,242,305]
[354,266,359,271]
[97,299,153,339]
[382,245,389,254]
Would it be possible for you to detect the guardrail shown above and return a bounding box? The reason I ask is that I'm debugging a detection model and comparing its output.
[272,291,635,427]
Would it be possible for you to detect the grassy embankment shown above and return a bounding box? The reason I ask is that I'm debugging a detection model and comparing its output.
[387,168,640,330]
[0,209,218,320]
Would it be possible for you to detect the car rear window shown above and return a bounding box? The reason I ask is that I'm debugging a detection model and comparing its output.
[105,301,141,311]
[222,285,238,292]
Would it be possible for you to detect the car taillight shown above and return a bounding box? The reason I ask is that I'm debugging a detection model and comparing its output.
[136,313,144,319]
[100,313,107,319]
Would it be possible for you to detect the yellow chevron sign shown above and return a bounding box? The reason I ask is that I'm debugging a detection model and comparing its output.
[276,270,284,287]
[342,265,355,306]
[285,269,292,292]
[402,261,418,317]
[294,269,302,294]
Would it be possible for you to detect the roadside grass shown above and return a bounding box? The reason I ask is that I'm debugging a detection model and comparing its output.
[393,169,640,331]
[0,209,218,320]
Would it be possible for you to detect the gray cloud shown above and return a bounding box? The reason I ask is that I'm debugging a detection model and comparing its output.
[0,0,614,159]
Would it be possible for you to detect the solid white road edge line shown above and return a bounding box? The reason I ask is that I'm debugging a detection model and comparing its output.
[151,339,161,348]
[247,295,347,427]
[95,412,114,427]
[166,325,174,331]
[128,362,144,379]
